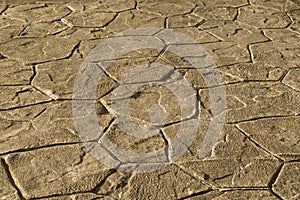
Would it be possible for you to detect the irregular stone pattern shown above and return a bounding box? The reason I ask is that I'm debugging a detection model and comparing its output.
[273,162,300,200]
[0,0,299,199]
[0,159,20,200]
[6,144,112,199]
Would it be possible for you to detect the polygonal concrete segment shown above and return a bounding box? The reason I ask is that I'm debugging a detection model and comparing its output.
[3,3,71,23]
[288,9,300,33]
[103,123,166,154]
[0,59,32,85]
[218,63,286,82]
[32,59,84,100]
[19,21,68,37]
[178,158,280,188]
[124,164,209,199]
[0,16,26,43]
[201,82,299,123]
[0,159,20,200]
[0,100,112,155]
[273,163,300,200]
[250,41,300,66]
[211,125,268,159]
[237,116,300,160]
[202,42,250,66]
[6,144,112,199]
[237,5,291,28]
[138,0,195,16]
[105,10,165,33]
[203,21,269,47]
[95,171,131,198]
[264,29,300,44]
[0,86,51,110]
[282,68,300,92]
[0,37,79,65]
[212,190,278,200]
[62,11,117,28]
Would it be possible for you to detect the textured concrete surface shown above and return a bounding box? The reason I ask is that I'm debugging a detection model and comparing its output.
[0,0,299,199]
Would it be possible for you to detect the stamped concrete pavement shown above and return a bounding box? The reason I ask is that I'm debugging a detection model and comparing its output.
[0,0,299,199]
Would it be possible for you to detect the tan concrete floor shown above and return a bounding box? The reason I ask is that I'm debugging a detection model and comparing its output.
[0,0,299,199]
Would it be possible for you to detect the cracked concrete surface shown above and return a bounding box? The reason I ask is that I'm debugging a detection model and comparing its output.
[0,0,299,199]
